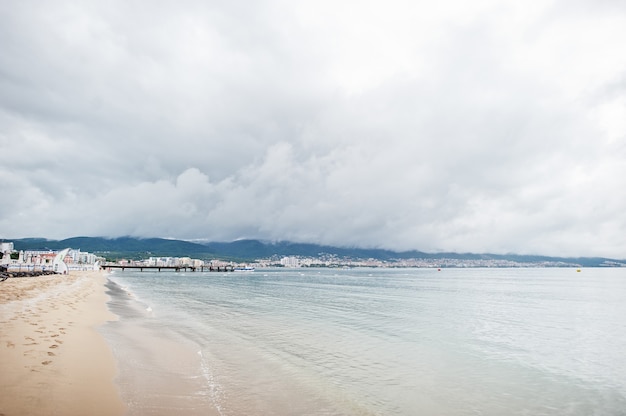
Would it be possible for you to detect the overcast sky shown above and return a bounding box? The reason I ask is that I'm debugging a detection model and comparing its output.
[1,0,625,257]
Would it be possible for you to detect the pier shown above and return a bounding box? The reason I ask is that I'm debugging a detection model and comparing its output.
[102,264,235,272]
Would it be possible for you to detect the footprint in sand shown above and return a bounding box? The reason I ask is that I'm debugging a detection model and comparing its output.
[48,352,56,356]
[42,361,52,365]
[6,341,15,348]
[49,344,58,349]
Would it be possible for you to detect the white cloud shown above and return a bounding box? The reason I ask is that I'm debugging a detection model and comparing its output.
[1,0,625,257]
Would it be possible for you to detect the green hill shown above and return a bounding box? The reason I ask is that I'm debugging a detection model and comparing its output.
[8,236,624,266]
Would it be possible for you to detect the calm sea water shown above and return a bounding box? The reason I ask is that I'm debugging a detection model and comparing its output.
[102,268,626,416]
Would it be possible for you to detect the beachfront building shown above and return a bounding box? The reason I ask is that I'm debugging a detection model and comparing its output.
[176,257,192,267]
[1,242,14,254]
[207,259,231,268]
[24,251,57,266]
[0,242,103,271]
[66,249,102,266]
[146,257,176,267]
[1,250,15,266]
[191,258,204,268]
[120,257,203,268]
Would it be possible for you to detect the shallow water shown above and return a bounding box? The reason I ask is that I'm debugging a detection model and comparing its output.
[102,268,626,415]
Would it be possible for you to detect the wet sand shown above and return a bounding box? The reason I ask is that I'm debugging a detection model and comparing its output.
[0,271,125,416]
[102,278,222,416]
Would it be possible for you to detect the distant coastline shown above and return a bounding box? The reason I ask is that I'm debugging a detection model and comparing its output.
[6,237,625,268]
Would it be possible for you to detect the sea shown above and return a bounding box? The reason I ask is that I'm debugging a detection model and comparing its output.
[101,267,626,416]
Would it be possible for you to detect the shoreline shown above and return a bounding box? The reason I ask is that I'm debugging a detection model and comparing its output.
[0,271,126,416]
[102,275,222,416]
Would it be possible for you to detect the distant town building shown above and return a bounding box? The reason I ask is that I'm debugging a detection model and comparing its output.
[280,256,300,268]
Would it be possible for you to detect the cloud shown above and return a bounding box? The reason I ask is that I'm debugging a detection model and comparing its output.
[1,0,625,257]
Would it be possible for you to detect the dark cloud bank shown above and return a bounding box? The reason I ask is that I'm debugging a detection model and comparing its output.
[1,0,625,257]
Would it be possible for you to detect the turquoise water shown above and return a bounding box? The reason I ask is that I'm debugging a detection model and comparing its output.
[102,268,626,415]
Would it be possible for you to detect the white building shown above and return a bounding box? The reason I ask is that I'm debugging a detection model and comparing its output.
[1,242,14,253]
[176,257,192,266]
[280,256,300,268]
[67,249,101,265]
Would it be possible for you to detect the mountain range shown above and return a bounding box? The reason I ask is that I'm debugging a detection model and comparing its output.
[6,236,625,267]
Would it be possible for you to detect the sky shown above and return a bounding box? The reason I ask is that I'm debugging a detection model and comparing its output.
[1,0,625,258]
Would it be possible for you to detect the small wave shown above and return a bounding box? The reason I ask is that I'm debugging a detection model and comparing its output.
[197,350,227,416]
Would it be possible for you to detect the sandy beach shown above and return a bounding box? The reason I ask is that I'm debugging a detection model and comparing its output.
[0,271,125,416]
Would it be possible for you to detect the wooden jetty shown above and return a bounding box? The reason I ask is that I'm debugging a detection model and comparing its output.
[102,264,235,272]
